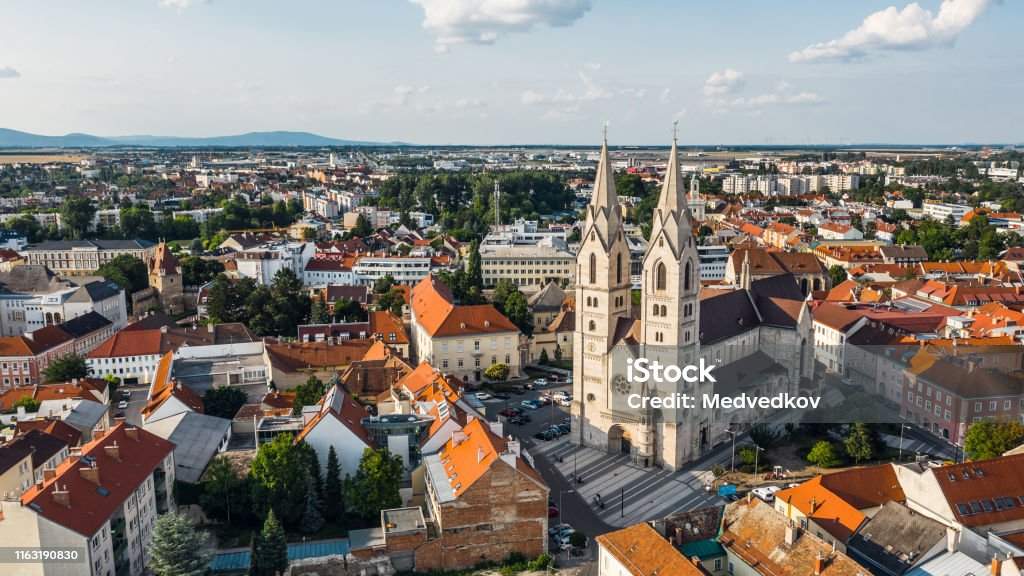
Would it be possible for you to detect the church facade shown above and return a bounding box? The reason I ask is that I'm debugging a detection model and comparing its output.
[571,135,813,471]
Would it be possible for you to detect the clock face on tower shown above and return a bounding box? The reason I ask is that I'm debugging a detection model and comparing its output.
[612,374,631,395]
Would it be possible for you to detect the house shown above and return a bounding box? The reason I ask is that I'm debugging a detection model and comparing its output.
[527,281,567,331]
[141,352,205,425]
[818,222,864,241]
[297,310,410,358]
[409,274,522,384]
[596,522,708,576]
[724,248,829,295]
[773,464,906,552]
[21,239,155,276]
[411,418,548,572]
[294,383,373,479]
[0,429,70,497]
[812,303,869,375]
[845,501,948,576]
[880,245,929,265]
[0,336,42,390]
[337,340,414,401]
[143,411,231,484]
[529,305,574,364]
[264,340,374,390]
[0,424,175,576]
[86,328,174,386]
[720,498,872,576]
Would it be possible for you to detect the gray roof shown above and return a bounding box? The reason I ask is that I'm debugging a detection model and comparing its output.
[0,265,69,294]
[905,551,986,576]
[847,501,947,576]
[0,430,67,476]
[67,280,123,303]
[24,239,155,251]
[35,399,108,433]
[144,411,231,484]
[60,311,112,338]
[527,281,566,311]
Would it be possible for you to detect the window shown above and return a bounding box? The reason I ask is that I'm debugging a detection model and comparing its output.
[588,253,596,285]
[975,402,982,412]
[655,262,666,292]
[588,320,596,331]
[616,253,623,285]
[684,261,692,291]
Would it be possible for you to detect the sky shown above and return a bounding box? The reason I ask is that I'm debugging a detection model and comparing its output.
[1,0,1021,145]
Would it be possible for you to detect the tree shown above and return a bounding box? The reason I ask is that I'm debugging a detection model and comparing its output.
[147,512,214,576]
[963,420,1024,460]
[373,275,396,294]
[203,386,247,419]
[292,375,326,416]
[502,290,533,335]
[60,196,96,240]
[12,396,40,412]
[96,254,149,295]
[467,240,483,289]
[310,299,329,324]
[120,206,158,240]
[324,446,343,522]
[333,297,366,323]
[375,288,405,317]
[300,469,325,534]
[843,423,875,465]
[200,456,245,525]
[352,213,373,237]
[484,363,510,381]
[251,510,288,576]
[827,264,847,289]
[345,448,403,520]
[806,440,841,468]
[180,256,224,286]
[538,348,550,365]
[250,434,312,527]
[43,354,89,383]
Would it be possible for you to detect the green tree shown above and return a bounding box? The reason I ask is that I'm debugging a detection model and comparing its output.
[352,213,373,237]
[374,288,405,317]
[43,354,90,383]
[250,434,312,527]
[310,299,329,324]
[180,256,224,286]
[251,510,288,576]
[345,448,403,520]
[97,254,148,294]
[806,440,841,468]
[827,264,847,289]
[963,420,1024,460]
[292,375,326,416]
[147,512,214,576]
[333,297,366,323]
[843,423,875,465]
[60,196,96,240]
[373,275,396,294]
[502,289,533,336]
[467,240,483,288]
[300,469,325,534]
[538,348,550,365]
[324,446,344,522]
[200,456,245,525]
[203,386,247,419]
[484,363,510,381]
[119,206,158,240]
[12,396,41,412]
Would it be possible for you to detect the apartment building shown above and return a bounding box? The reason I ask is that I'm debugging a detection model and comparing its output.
[0,424,175,576]
[922,201,970,223]
[478,239,575,289]
[22,240,155,276]
[410,275,522,383]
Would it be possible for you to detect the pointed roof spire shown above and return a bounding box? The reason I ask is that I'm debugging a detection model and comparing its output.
[656,124,684,213]
[589,125,618,213]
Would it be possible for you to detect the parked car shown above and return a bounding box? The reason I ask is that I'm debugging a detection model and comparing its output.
[548,505,560,518]
[552,391,569,400]
[533,378,549,388]
[751,486,781,503]
[117,400,128,410]
[474,392,492,401]
[499,408,522,418]
[557,397,572,407]
[520,400,540,410]
[120,390,132,400]
[509,416,525,425]
[549,523,572,537]
[492,392,511,400]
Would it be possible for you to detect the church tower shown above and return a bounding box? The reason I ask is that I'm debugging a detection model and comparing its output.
[572,132,633,448]
[688,173,706,222]
[640,128,704,468]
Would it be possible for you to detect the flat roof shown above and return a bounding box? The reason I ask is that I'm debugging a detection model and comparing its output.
[382,507,426,535]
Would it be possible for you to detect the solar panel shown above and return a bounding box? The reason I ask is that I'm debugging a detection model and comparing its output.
[956,503,972,515]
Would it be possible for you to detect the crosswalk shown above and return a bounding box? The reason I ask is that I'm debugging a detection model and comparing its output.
[531,438,729,527]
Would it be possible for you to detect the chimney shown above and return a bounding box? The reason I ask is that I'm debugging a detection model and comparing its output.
[505,436,521,458]
[784,520,800,547]
[946,527,958,553]
[104,442,120,462]
[52,485,71,508]
[43,468,56,482]
[80,463,100,485]
[125,427,139,441]
[991,555,1001,576]
[813,552,826,576]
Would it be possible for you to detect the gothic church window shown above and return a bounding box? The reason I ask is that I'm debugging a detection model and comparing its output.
[656,262,667,292]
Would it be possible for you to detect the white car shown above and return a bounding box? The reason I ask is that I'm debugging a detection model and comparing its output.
[474,392,491,401]
[117,400,129,410]
[533,378,549,387]
[752,486,781,503]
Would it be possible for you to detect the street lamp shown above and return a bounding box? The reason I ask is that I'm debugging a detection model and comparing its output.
[753,444,765,477]
[898,423,912,463]
[725,427,740,473]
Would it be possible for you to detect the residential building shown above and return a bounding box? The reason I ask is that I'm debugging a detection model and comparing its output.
[264,340,372,390]
[697,245,729,281]
[724,248,829,295]
[813,303,869,375]
[922,201,970,223]
[0,424,175,576]
[295,383,373,478]
[478,236,575,290]
[0,430,70,497]
[596,522,708,576]
[22,240,156,276]
[409,275,522,384]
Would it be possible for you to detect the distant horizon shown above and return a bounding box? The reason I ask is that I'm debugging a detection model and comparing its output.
[0,127,1019,150]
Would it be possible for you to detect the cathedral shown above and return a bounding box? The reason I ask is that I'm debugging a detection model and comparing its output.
[571,133,814,471]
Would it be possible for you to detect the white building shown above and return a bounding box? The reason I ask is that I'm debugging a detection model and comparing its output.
[233,241,315,285]
[478,237,575,290]
[0,424,176,576]
[697,245,729,280]
[352,255,434,285]
[922,201,970,223]
[812,303,867,375]
[295,383,373,479]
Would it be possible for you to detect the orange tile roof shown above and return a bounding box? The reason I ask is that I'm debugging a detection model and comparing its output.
[369,310,408,344]
[20,424,175,537]
[410,275,518,337]
[265,340,374,372]
[933,453,1024,527]
[439,418,508,497]
[0,336,39,357]
[595,522,707,576]
[775,478,865,542]
[87,329,165,358]
[15,418,83,446]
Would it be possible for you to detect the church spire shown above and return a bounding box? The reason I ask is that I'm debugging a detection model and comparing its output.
[584,125,621,244]
[656,122,684,213]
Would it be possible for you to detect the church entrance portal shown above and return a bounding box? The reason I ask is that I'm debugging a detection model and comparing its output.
[608,425,632,456]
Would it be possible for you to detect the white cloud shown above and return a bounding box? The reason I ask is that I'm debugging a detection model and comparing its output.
[409,0,593,51]
[659,88,672,104]
[0,67,20,79]
[703,68,744,97]
[705,73,824,113]
[521,70,611,106]
[789,0,991,63]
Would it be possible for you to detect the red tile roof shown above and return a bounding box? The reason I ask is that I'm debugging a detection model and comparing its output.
[595,522,707,576]
[20,424,175,537]
[87,329,165,358]
[933,453,1024,527]
[411,275,518,338]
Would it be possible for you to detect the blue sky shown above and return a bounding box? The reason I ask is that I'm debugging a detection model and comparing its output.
[1,0,1020,145]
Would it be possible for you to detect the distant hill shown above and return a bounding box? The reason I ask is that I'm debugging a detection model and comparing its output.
[0,128,393,148]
